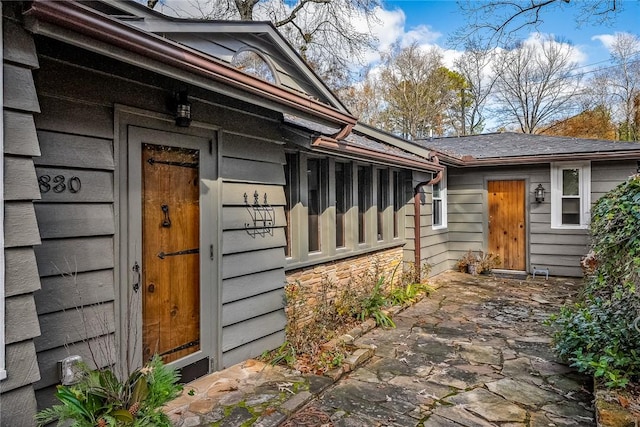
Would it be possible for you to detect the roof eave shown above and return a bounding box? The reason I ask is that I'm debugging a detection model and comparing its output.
[440,150,640,167]
[24,0,356,128]
[312,136,444,173]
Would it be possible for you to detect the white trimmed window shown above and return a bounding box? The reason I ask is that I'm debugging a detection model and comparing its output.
[432,172,447,230]
[551,162,591,228]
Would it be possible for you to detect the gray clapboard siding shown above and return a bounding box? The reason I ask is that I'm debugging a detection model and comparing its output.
[222,228,286,255]
[448,202,483,214]
[34,302,115,352]
[448,212,484,223]
[35,204,115,239]
[221,134,286,161]
[2,341,40,392]
[3,63,40,112]
[222,247,284,279]
[36,131,115,170]
[530,223,588,235]
[448,241,485,252]
[2,18,38,68]
[4,248,40,297]
[34,237,114,277]
[423,249,449,265]
[222,182,286,206]
[35,95,114,139]
[223,268,285,304]
[35,167,113,203]
[223,206,286,230]
[4,201,41,247]
[447,222,484,234]
[530,233,589,245]
[531,244,588,256]
[222,289,284,327]
[221,157,285,184]
[222,330,285,368]
[4,156,41,201]
[36,270,115,315]
[1,343,40,394]
[221,310,287,352]
[3,110,40,156]
[5,294,40,344]
[35,335,115,389]
[0,385,38,426]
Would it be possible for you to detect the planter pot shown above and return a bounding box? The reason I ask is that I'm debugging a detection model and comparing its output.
[467,264,478,275]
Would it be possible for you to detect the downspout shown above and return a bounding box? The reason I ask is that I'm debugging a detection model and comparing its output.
[413,155,442,280]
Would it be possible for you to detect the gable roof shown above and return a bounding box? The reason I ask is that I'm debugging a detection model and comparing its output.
[25,0,356,130]
[98,1,350,113]
[415,132,640,166]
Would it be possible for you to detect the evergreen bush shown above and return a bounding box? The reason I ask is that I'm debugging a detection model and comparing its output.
[551,175,640,388]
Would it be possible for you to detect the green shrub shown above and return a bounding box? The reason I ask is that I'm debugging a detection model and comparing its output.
[35,355,182,426]
[550,175,640,388]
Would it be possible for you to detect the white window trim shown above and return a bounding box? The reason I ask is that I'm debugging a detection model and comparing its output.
[0,5,6,381]
[551,161,591,229]
[432,172,448,230]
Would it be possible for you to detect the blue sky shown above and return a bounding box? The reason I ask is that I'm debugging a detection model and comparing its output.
[379,0,640,67]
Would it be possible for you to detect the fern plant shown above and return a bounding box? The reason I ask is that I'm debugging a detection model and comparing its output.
[35,355,182,427]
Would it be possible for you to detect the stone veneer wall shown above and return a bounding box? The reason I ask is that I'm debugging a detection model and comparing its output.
[284,247,405,329]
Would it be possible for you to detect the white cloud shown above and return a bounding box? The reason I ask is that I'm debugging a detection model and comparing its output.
[357,7,443,68]
[522,32,588,65]
[592,34,617,51]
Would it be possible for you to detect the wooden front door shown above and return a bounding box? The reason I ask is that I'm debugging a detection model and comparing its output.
[488,180,526,270]
[126,125,216,374]
[142,144,200,363]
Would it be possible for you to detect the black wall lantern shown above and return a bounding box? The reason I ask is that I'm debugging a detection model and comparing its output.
[175,90,192,127]
[534,184,545,203]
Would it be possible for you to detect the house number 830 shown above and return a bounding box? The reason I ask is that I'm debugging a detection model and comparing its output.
[39,175,82,194]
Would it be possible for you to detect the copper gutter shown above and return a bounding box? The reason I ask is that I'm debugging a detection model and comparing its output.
[24,0,357,128]
[413,156,442,280]
[311,136,444,173]
[432,150,640,167]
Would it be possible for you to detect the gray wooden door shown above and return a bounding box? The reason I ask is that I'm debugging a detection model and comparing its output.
[126,126,217,376]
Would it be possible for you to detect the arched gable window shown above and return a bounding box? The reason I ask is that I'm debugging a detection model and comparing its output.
[231,48,278,84]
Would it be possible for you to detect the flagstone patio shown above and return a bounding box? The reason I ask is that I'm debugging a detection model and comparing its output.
[166,271,594,426]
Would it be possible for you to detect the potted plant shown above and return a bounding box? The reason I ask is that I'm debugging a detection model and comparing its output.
[35,355,182,427]
[478,251,501,274]
[456,250,481,275]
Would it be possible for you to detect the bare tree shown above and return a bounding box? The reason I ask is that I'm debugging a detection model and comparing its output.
[147,0,380,86]
[375,43,461,139]
[492,35,582,133]
[338,71,385,127]
[591,33,640,140]
[454,0,624,47]
[453,41,498,134]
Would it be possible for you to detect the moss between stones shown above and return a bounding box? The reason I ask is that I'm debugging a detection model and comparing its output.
[209,379,309,427]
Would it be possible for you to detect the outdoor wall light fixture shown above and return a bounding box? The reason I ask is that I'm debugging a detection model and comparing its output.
[534,184,546,203]
[175,90,192,127]
[58,355,84,385]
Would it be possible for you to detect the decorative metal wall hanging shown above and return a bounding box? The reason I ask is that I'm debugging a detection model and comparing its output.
[244,190,275,237]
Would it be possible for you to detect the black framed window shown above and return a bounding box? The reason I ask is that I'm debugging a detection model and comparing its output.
[284,152,298,257]
[335,161,351,248]
[358,165,371,244]
[377,169,389,241]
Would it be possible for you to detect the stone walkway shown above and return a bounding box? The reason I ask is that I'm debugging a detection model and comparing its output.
[167,272,594,426]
